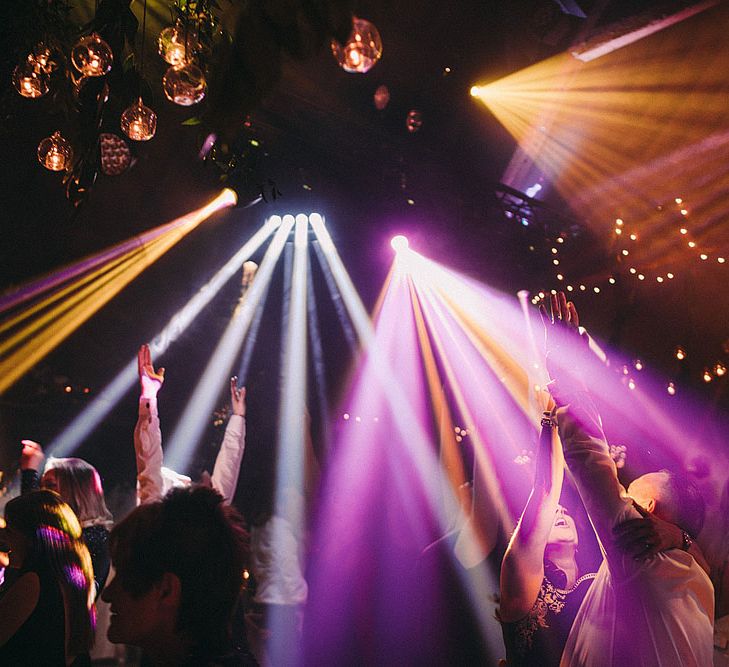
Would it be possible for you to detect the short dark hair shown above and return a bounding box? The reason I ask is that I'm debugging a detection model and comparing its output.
[109,485,247,654]
[663,469,705,538]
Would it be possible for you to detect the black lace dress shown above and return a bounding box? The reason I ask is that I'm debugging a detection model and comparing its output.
[501,562,596,667]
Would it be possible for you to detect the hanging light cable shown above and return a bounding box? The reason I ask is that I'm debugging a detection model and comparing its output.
[121,0,157,141]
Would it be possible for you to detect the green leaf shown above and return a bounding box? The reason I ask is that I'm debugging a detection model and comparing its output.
[182,117,202,126]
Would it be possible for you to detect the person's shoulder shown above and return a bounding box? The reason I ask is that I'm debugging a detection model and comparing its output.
[8,571,40,595]
[0,571,41,644]
[630,549,712,588]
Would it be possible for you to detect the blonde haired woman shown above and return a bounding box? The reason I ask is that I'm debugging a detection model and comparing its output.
[20,441,113,595]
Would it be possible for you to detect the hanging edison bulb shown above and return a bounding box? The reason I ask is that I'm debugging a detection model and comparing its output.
[71,33,113,77]
[331,16,383,73]
[162,63,206,106]
[158,21,199,66]
[12,56,49,98]
[37,131,73,171]
[32,43,56,74]
[120,97,157,141]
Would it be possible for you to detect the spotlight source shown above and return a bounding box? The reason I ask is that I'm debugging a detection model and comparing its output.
[391,235,409,252]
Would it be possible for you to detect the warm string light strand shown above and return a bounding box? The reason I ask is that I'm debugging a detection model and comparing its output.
[530,195,726,308]
[527,195,727,393]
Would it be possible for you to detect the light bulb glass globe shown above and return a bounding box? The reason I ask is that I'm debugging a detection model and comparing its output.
[162,63,206,106]
[120,98,157,141]
[391,235,409,252]
[296,213,309,225]
[32,44,55,74]
[268,215,282,226]
[37,131,73,171]
[13,57,49,98]
[331,16,383,74]
[71,33,113,77]
[308,213,322,225]
[158,22,198,66]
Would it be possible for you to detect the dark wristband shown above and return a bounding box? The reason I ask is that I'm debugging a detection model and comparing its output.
[21,468,41,495]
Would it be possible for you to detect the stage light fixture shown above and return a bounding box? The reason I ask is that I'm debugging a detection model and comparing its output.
[391,235,409,252]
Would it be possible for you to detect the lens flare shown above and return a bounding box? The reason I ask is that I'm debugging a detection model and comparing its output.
[391,235,409,252]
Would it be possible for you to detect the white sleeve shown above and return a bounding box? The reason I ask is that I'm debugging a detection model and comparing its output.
[210,415,246,504]
[134,397,164,505]
[556,392,640,568]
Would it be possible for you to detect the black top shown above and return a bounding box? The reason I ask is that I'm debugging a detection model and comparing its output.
[501,563,596,667]
[82,524,110,594]
[0,568,90,667]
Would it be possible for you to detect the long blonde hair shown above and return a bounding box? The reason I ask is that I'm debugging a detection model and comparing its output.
[43,457,113,529]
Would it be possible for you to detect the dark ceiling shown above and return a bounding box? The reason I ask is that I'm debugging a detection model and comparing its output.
[1,0,727,496]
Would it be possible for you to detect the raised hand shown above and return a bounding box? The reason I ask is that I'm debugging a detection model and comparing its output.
[538,292,589,387]
[20,439,45,471]
[539,292,580,349]
[230,377,246,417]
[138,344,165,399]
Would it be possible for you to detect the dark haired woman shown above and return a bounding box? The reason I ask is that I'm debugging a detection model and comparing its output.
[499,412,598,666]
[0,489,95,666]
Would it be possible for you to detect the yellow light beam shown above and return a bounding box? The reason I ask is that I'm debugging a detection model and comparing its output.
[0,190,236,394]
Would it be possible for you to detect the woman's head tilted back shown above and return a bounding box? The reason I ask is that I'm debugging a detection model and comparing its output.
[42,456,113,529]
[4,490,96,656]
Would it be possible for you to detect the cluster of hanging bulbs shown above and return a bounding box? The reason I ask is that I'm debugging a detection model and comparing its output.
[13,29,159,172]
[18,12,381,174]
[157,19,207,106]
[15,33,117,171]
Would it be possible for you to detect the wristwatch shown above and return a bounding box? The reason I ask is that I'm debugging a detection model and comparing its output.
[681,530,693,551]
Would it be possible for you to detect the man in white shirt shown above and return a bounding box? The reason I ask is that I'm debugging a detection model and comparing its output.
[134,344,246,506]
[542,293,714,667]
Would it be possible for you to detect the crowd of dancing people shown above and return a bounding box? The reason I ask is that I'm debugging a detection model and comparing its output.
[1,294,729,665]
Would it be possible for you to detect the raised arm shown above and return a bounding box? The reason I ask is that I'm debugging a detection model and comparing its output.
[499,411,565,622]
[134,344,165,505]
[20,440,44,494]
[541,294,638,563]
[210,378,246,504]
